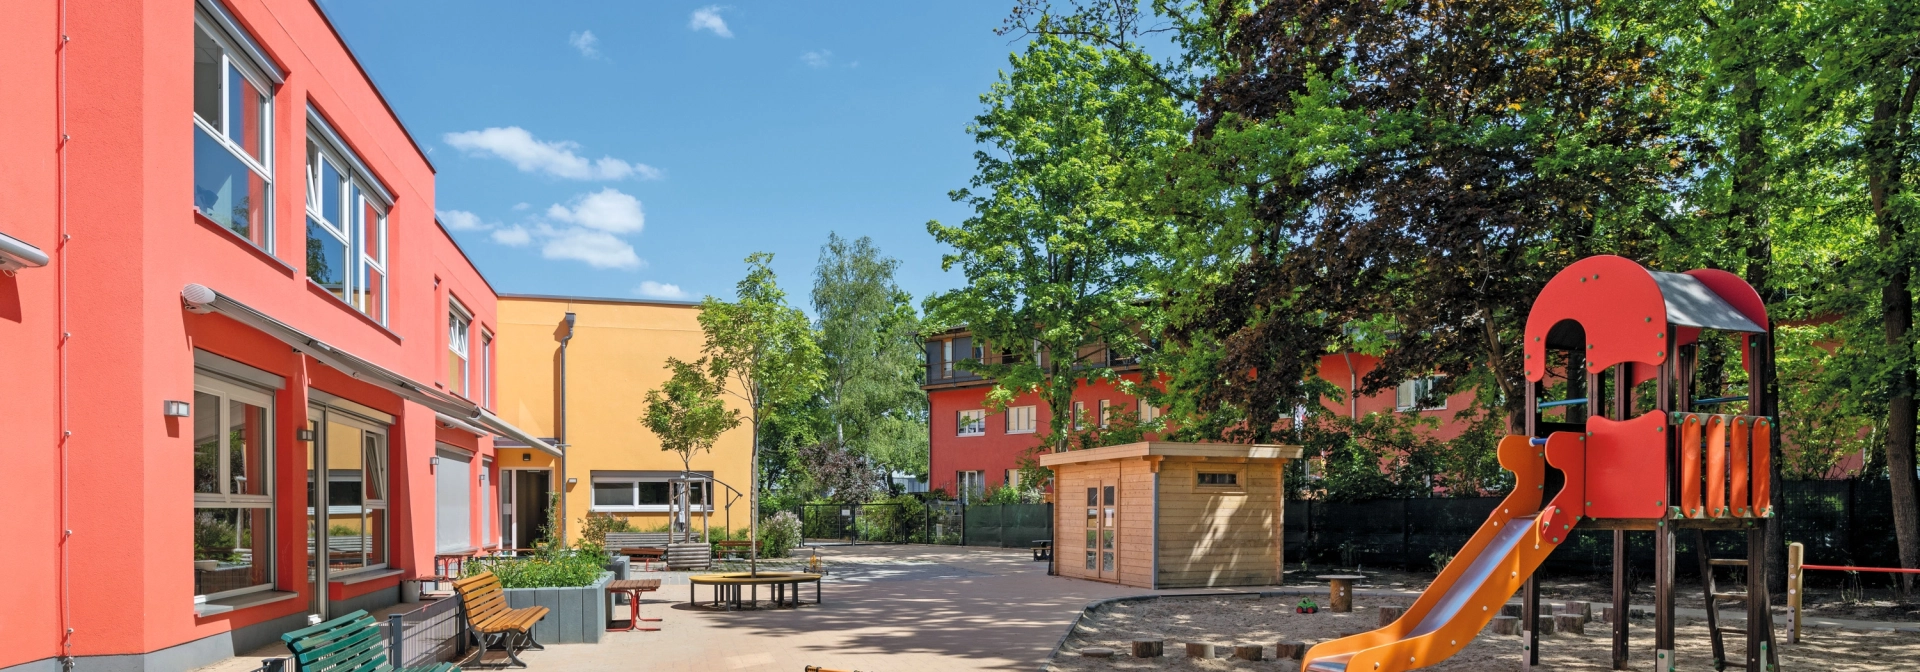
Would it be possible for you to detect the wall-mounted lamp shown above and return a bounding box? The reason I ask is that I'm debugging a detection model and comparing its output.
[429,456,442,467]
[0,230,50,275]
[162,400,191,417]
[297,428,317,442]
[566,477,578,485]
[520,453,531,462]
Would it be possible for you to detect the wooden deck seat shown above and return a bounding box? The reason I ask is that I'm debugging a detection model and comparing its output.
[452,571,550,668]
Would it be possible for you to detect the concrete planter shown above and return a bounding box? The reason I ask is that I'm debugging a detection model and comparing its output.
[502,571,614,644]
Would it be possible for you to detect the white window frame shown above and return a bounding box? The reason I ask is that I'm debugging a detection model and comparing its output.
[193,373,275,601]
[193,9,274,251]
[1006,405,1037,434]
[1396,375,1449,411]
[448,300,472,397]
[588,474,712,513]
[1073,401,1087,430]
[956,409,987,437]
[1139,401,1162,424]
[314,407,391,577]
[956,470,984,503]
[1098,399,1113,428]
[941,339,955,378]
[305,116,390,323]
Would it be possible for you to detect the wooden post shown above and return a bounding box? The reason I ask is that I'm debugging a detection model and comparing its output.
[1613,529,1629,670]
[1184,642,1216,658]
[1233,644,1264,661]
[1563,601,1592,623]
[1130,640,1163,658]
[1655,522,1676,670]
[1379,605,1405,627]
[1788,541,1804,644]
[1536,614,1556,636]
[1555,613,1586,635]
[1492,616,1521,635]
[1276,641,1307,660]
[1501,603,1523,618]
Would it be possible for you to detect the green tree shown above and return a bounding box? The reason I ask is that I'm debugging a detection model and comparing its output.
[924,33,1188,455]
[640,357,742,543]
[812,234,928,489]
[698,252,823,574]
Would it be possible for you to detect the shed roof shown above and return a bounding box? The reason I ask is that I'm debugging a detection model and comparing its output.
[1647,271,1766,333]
[1038,441,1305,467]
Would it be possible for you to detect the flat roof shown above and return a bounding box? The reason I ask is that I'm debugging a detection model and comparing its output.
[497,292,702,308]
[1038,441,1305,467]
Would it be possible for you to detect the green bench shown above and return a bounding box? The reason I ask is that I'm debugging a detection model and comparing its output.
[272,609,459,672]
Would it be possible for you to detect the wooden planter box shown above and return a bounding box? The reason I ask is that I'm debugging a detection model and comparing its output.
[502,571,614,644]
[1041,441,1303,589]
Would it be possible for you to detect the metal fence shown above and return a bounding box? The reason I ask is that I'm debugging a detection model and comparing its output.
[1284,480,1900,579]
[797,500,1050,548]
[381,594,466,668]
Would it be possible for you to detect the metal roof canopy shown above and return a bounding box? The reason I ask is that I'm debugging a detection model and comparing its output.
[1647,271,1766,333]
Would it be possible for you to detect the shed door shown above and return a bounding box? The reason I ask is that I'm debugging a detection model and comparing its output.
[1083,483,1117,581]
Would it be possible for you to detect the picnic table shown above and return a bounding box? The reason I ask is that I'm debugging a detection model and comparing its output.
[606,578,662,632]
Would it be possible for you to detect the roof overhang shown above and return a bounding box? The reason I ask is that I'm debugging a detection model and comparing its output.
[1038,441,1304,467]
[182,283,561,457]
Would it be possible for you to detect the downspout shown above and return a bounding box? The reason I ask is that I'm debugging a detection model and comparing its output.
[558,312,575,542]
[56,2,74,666]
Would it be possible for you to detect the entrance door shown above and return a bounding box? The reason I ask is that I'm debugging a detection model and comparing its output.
[501,470,551,551]
[306,405,390,621]
[1083,483,1118,581]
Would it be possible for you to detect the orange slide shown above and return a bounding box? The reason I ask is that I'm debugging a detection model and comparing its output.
[1301,432,1581,672]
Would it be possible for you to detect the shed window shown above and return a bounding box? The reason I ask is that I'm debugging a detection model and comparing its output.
[1197,472,1238,486]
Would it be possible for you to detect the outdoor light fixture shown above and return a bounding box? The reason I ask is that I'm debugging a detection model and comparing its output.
[297,428,317,442]
[429,456,441,467]
[162,400,191,417]
[566,477,578,485]
[0,230,49,275]
[521,453,530,462]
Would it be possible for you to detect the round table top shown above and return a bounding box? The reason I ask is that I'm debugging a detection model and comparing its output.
[688,572,823,585]
[1315,574,1368,581]
[608,579,662,590]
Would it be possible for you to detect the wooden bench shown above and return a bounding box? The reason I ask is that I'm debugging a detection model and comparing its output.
[274,609,458,672]
[603,532,672,548]
[714,540,764,559]
[619,547,666,571]
[453,571,549,668]
[1032,540,1052,561]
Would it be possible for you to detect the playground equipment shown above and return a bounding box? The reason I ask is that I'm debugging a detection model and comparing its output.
[1303,255,1780,672]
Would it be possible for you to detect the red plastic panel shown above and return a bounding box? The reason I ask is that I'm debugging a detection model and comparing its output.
[1705,416,1728,518]
[1679,414,1703,518]
[1584,411,1670,519]
[1686,269,1770,375]
[1524,256,1670,383]
[1541,432,1585,543]
[1753,418,1773,516]
[1731,417,1752,517]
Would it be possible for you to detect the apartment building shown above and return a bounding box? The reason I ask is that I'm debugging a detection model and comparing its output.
[0,1,551,668]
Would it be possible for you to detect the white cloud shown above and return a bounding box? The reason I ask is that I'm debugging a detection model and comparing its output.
[443,127,660,181]
[543,188,644,234]
[438,209,489,231]
[512,202,531,211]
[801,50,831,68]
[634,281,689,299]
[569,30,600,58]
[542,228,641,269]
[491,225,532,246]
[689,6,732,37]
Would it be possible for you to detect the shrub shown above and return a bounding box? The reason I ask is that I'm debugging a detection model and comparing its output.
[577,512,634,546]
[468,547,605,589]
[759,511,801,558]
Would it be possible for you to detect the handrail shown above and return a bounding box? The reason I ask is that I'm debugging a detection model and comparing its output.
[1537,397,1587,410]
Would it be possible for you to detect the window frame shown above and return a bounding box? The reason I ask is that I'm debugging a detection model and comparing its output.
[1195,468,1246,492]
[587,474,712,513]
[192,372,276,602]
[305,115,390,324]
[1139,401,1162,425]
[941,339,955,378]
[480,330,494,408]
[956,470,984,503]
[1395,375,1449,412]
[1073,401,1087,430]
[1005,405,1037,434]
[192,8,275,252]
[448,300,472,397]
[956,409,987,437]
[315,408,391,577]
[1098,399,1113,428]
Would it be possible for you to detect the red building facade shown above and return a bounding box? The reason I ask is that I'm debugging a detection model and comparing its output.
[0,1,550,668]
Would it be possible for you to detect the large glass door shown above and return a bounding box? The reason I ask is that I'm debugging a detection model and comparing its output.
[305,404,389,620]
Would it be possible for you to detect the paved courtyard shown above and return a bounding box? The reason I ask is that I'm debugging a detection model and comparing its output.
[195,544,1216,672]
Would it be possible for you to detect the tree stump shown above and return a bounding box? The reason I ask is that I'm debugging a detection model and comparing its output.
[1491,615,1521,636]
[1535,615,1556,636]
[1130,640,1163,658]
[1562,601,1592,623]
[1233,644,1265,661]
[1500,603,1523,618]
[1276,641,1308,660]
[1079,647,1116,658]
[1185,642,1217,658]
[1555,613,1586,635]
[1601,607,1619,625]
[1378,605,1406,626]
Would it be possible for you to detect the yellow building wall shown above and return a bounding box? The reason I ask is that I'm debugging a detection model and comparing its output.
[495,295,756,544]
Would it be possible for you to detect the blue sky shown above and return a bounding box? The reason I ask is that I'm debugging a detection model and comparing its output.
[318,1,1021,308]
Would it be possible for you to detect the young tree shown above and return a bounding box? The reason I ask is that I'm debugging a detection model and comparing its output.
[812,234,928,488]
[640,357,742,543]
[699,253,823,575]
[924,34,1188,454]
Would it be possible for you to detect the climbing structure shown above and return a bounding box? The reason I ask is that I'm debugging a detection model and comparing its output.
[1303,255,1779,672]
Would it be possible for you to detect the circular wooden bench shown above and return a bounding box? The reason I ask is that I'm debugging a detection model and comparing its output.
[688,572,823,610]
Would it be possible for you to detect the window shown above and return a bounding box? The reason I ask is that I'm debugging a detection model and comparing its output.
[193,13,273,250]
[317,413,389,574]
[434,446,472,553]
[1098,399,1114,428]
[1006,405,1037,434]
[1073,401,1087,430]
[956,409,986,437]
[589,474,710,512]
[1198,472,1239,487]
[193,373,274,601]
[941,339,955,378]
[480,457,494,547]
[306,118,389,323]
[1396,376,1448,411]
[480,331,494,408]
[957,471,984,503]
[1139,401,1163,425]
[1005,469,1023,489]
[448,301,471,397]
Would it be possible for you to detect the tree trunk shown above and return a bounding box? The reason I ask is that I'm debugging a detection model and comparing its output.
[1868,72,1920,593]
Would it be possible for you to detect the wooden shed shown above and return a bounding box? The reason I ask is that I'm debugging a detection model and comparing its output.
[1040,441,1305,589]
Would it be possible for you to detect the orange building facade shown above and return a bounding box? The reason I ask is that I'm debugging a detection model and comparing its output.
[0,1,551,668]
